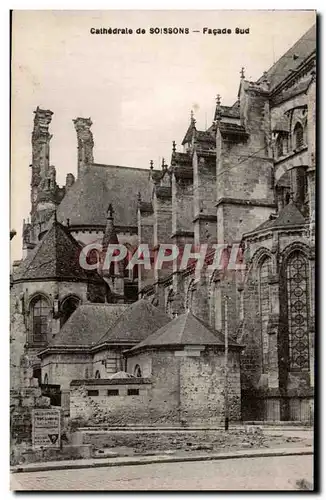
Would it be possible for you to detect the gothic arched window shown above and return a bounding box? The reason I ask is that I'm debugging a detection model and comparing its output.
[258,256,271,367]
[95,370,101,379]
[43,373,49,385]
[286,251,310,371]
[60,295,80,327]
[294,123,304,149]
[31,296,51,344]
[276,135,284,158]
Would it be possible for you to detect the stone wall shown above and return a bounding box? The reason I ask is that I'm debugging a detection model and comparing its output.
[127,352,152,378]
[41,352,93,390]
[179,348,241,424]
[70,348,241,426]
[70,381,153,425]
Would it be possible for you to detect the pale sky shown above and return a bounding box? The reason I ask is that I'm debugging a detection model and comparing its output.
[11,10,316,261]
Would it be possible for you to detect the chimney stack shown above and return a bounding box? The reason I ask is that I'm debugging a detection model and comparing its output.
[73,117,94,177]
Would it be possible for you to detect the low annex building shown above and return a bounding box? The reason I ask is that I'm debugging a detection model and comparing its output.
[70,311,242,426]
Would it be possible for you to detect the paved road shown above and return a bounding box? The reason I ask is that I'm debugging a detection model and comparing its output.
[11,455,313,491]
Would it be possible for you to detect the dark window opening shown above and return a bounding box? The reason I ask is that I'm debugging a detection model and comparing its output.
[134,365,142,378]
[43,373,48,385]
[276,136,283,158]
[107,389,119,396]
[32,367,42,385]
[60,296,80,327]
[124,283,138,303]
[32,297,51,344]
[95,370,101,379]
[127,388,139,396]
[87,390,99,397]
[294,123,304,149]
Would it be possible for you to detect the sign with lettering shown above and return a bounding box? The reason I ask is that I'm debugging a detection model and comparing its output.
[32,409,61,449]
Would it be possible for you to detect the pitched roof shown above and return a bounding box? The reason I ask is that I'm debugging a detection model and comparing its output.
[257,24,316,91]
[214,102,240,121]
[13,220,102,283]
[56,164,152,228]
[48,303,128,348]
[247,202,306,235]
[269,202,306,228]
[129,311,240,353]
[96,299,171,345]
[182,121,196,146]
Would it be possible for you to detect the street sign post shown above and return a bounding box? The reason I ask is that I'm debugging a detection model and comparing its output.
[32,409,61,449]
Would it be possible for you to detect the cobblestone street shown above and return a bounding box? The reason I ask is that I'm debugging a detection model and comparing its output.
[11,454,313,491]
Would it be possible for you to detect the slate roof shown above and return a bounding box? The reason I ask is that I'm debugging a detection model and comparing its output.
[195,130,216,150]
[219,122,248,138]
[46,303,128,349]
[13,220,102,283]
[182,122,196,146]
[56,164,152,228]
[96,299,171,346]
[214,102,240,121]
[257,24,316,91]
[273,74,314,106]
[246,202,306,235]
[129,311,240,353]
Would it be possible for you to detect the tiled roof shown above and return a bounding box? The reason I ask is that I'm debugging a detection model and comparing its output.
[96,299,171,345]
[214,103,240,121]
[56,164,152,228]
[182,122,196,146]
[219,122,248,138]
[49,303,128,347]
[257,24,316,91]
[173,152,192,166]
[13,220,102,283]
[273,74,314,106]
[246,202,306,235]
[129,311,240,352]
[195,130,216,150]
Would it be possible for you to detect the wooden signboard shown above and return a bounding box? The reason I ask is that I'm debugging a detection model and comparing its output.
[32,409,61,449]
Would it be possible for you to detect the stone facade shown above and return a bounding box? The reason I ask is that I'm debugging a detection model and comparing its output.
[10,24,316,425]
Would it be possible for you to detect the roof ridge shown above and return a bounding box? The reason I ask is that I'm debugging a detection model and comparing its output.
[258,23,316,86]
[91,163,150,172]
[20,220,56,279]
[95,299,140,345]
[178,311,190,342]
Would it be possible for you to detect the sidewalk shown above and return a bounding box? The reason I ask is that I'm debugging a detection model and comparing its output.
[11,446,313,474]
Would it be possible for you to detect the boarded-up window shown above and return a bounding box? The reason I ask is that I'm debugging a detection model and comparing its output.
[107,389,119,396]
[87,390,99,396]
[127,388,139,396]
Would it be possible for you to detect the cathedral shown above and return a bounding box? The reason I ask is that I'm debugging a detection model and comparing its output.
[10,24,316,424]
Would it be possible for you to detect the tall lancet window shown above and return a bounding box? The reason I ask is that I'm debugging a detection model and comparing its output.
[259,256,271,367]
[31,296,51,344]
[286,251,310,371]
[294,123,304,149]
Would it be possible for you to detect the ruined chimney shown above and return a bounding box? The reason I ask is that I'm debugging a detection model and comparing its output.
[65,173,75,190]
[73,117,94,177]
[31,107,53,212]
